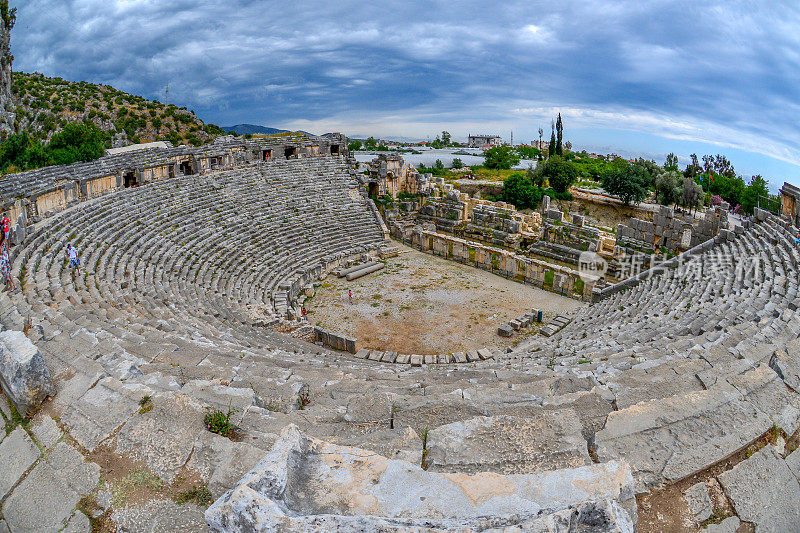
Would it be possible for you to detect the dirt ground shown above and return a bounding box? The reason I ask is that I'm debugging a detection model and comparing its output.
[306,244,584,354]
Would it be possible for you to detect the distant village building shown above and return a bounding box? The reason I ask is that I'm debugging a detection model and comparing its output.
[467,134,502,148]
[532,140,550,152]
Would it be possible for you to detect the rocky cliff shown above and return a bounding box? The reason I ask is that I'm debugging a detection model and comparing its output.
[0,1,16,136]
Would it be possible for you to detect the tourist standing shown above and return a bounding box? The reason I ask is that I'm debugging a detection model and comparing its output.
[0,232,14,293]
[1,213,10,245]
[67,243,81,275]
[348,289,352,304]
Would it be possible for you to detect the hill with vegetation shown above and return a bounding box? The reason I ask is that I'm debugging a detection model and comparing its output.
[0,71,234,174]
[10,71,225,148]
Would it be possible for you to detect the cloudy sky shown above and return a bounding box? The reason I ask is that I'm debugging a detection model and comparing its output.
[12,0,800,187]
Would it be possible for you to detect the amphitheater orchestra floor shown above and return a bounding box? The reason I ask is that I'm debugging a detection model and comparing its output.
[307,243,585,354]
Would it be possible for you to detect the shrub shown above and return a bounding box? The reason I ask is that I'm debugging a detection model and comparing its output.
[500,173,543,210]
[540,156,579,193]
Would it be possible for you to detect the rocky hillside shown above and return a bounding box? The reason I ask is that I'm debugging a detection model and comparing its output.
[9,71,225,147]
[0,2,16,135]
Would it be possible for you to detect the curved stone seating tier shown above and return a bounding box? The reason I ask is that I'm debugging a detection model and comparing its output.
[1,164,800,533]
[13,158,384,325]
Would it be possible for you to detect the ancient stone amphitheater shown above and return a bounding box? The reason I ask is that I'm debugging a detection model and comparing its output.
[0,134,799,532]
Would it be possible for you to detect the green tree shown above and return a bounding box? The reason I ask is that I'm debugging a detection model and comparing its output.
[47,123,106,165]
[632,157,660,189]
[526,164,545,188]
[740,174,769,214]
[500,173,543,210]
[348,139,363,151]
[441,131,451,145]
[655,170,682,205]
[0,133,51,171]
[681,177,703,212]
[434,159,444,170]
[600,158,649,205]
[365,136,377,149]
[664,152,679,172]
[483,145,520,169]
[684,153,702,179]
[555,113,563,156]
[540,155,578,193]
[451,158,463,168]
[548,121,556,158]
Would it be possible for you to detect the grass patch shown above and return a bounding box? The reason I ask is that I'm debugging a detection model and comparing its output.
[175,485,213,507]
[110,470,163,507]
[417,427,430,470]
[3,399,25,433]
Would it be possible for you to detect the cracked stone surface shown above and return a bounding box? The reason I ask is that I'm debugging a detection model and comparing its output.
[718,446,800,533]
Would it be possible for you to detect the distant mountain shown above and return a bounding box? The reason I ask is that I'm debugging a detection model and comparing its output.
[222,124,289,135]
[222,124,316,136]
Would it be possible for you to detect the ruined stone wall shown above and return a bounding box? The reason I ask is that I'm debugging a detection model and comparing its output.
[84,175,117,198]
[365,153,430,197]
[616,204,728,254]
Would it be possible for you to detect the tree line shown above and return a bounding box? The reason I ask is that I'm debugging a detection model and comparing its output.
[0,122,107,173]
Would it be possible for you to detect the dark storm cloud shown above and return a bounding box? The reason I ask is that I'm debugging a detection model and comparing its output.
[11,0,800,165]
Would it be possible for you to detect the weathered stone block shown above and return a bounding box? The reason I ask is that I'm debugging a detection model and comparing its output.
[596,385,772,492]
[427,414,592,475]
[718,446,800,532]
[0,330,54,418]
[0,427,40,499]
[205,425,636,532]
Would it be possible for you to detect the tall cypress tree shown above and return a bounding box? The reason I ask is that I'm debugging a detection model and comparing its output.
[555,113,563,156]
[548,121,556,158]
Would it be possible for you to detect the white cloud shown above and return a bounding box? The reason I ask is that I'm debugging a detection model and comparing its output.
[10,0,800,176]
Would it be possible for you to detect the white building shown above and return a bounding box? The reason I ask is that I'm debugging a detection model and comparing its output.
[467,134,503,148]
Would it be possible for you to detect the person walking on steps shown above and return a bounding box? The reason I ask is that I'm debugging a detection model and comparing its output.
[1,232,15,293]
[67,243,81,275]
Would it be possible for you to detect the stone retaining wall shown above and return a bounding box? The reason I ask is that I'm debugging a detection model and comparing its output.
[313,326,358,354]
[391,225,595,301]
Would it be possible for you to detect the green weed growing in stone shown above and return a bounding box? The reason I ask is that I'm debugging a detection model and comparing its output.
[418,427,430,470]
[138,395,153,414]
[204,402,240,440]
